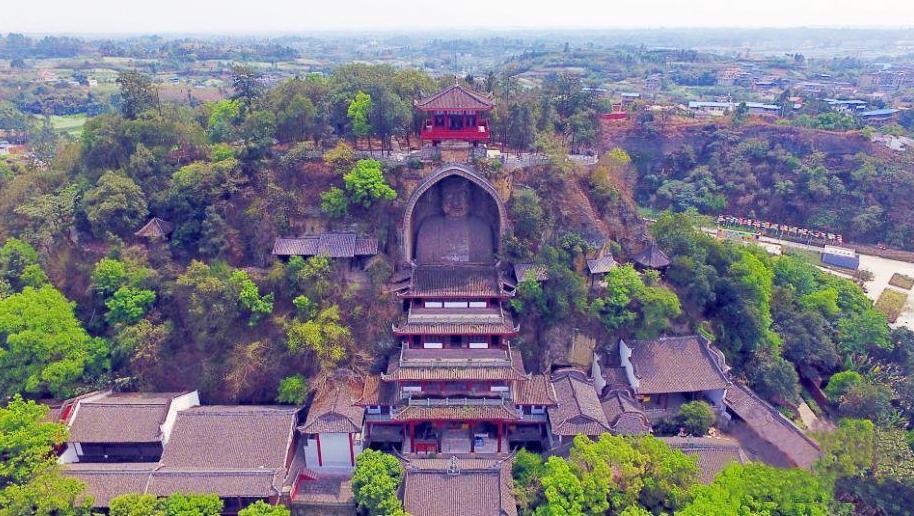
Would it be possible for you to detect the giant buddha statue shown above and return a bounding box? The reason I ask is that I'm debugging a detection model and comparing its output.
[414,177,495,263]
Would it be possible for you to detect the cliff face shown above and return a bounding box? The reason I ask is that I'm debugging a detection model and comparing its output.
[599,120,914,249]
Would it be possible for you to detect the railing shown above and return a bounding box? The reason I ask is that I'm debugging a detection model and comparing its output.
[420,125,490,141]
[406,396,510,407]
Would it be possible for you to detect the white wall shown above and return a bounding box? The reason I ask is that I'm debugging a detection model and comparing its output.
[57,444,79,464]
[619,339,639,391]
[591,352,606,394]
[703,388,726,408]
[305,433,355,470]
[162,391,200,444]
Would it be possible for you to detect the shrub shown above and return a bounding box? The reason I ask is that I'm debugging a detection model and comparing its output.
[825,370,863,402]
[677,400,715,436]
[276,375,309,405]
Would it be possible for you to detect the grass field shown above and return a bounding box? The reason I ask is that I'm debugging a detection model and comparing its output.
[875,288,909,323]
[43,114,88,137]
[889,273,914,290]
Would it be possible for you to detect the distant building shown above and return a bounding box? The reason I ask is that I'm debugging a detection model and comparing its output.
[856,108,900,125]
[823,98,868,113]
[620,92,641,104]
[688,101,779,117]
[415,83,495,148]
[821,245,860,270]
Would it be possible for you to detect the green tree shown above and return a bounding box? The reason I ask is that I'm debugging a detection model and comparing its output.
[238,500,290,516]
[230,270,274,326]
[323,141,355,173]
[276,375,309,405]
[117,71,158,120]
[513,448,545,515]
[535,456,586,516]
[286,305,351,368]
[82,171,149,239]
[0,238,44,293]
[838,309,891,355]
[231,65,264,110]
[342,159,396,208]
[105,286,156,325]
[351,449,405,516]
[347,91,373,151]
[240,110,277,160]
[677,401,715,436]
[635,286,681,339]
[206,99,241,143]
[0,396,89,516]
[509,188,546,243]
[591,264,642,332]
[320,187,349,218]
[679,463,832,515]
[0,285,108,397]
[109,493,159,516]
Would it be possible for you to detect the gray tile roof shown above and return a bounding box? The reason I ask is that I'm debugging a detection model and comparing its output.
[162,405,298,469]
[402,457,517,516]
[272,233,378,258]
[415,84,496,111]
[586,255,617,274]
[601,391,651,435]
[724,384,821,468]
[300,380,365,434]
[661,436,749,483]
[632,241,670,268]
[61,462,157,507]
[627,336,730,395]
[408,264,506,298]
[68,392,190,444]
[548,370,612,436]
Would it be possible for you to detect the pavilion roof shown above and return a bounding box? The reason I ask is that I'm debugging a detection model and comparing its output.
[415,84,496,111]
[394,308,518,336]
[515,374,557,406]
[384,347,528,382]
[601,391,651,435]
[587,255,617,274]
[631,241,671,268]
[134,217,173,239]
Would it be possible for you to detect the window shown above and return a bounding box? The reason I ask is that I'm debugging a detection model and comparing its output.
[469,341,489,349]
[423,342,443,349]
[531,406,546,415]
[444,301,469,308]
[424,301,443,308]
[366,406,382,415]
[469,301,487,308]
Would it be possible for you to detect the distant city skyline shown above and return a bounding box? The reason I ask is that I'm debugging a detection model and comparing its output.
[3,0,914,34]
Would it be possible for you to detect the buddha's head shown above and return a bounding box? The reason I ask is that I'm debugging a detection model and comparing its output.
[441,178,471,218]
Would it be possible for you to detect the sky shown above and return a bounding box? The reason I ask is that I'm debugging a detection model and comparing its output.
[3,0,914,34]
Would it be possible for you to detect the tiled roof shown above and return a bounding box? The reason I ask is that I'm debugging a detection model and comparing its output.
[632,241,671,268]
[601,366,631,394]
[548,370,612,436]
[134,217,173,238]
[516,374,557,406]
[162,405,297,469]
[392,402,520,422]
[61,463,157,508]
[300,380,365,434]
[396,306,517,336]
[402,457,517,516]
[513,263,548,282]
[587,255,617,274]
[355,376,398,406]
[408,264,506,298]
[385,349,528,382]
[415,84,496,111]
[272,233,378,258]
[68,392,190,444]
[146,468,281,498]
[724,384,821,468]
[293,474,354,506]
[627,336,730,395]
[601,392,650,435]
[661,436,749,483]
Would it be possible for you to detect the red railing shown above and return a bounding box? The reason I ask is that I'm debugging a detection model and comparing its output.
[420,124,490,141]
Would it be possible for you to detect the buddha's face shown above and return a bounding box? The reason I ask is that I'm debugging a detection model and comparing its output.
[441,179,471,217]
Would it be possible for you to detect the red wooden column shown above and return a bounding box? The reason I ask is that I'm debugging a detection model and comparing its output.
[348,433,355,467]
[496,422,503,453]
[315,434,323,467]
[409,422,416,453]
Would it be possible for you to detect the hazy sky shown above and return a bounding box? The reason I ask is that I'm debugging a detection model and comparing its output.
[4,0,914,34]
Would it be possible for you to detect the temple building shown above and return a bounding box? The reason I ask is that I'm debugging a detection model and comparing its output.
[416,83,495,147]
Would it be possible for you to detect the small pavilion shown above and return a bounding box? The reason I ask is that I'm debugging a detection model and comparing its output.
[415,84,495,146]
